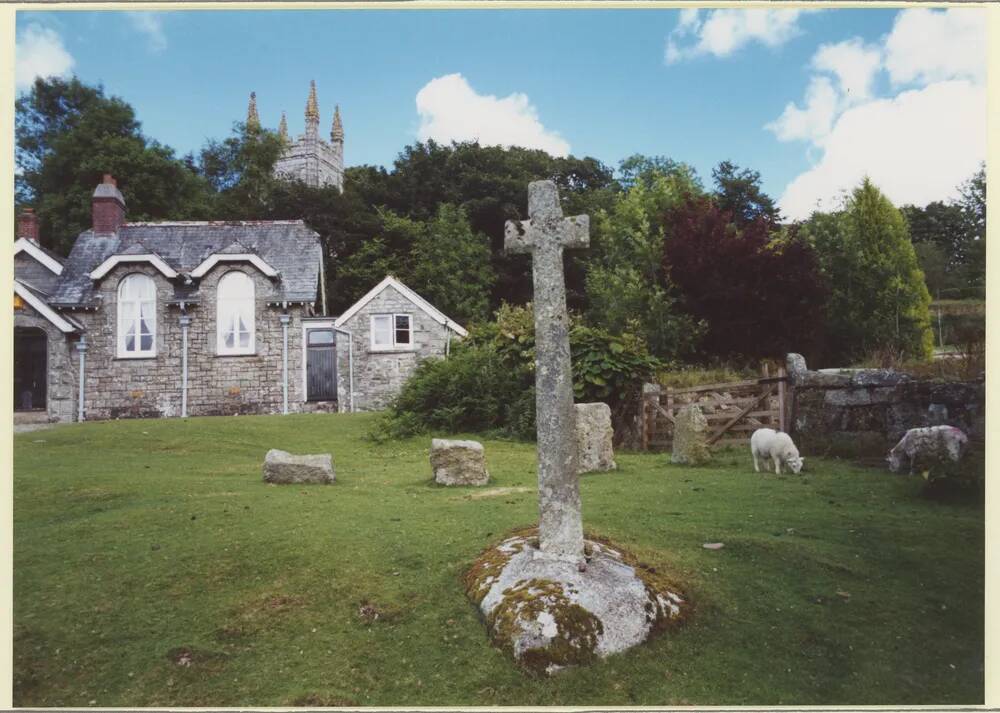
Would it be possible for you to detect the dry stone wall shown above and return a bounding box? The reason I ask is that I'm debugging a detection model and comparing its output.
[66,264,308,420]
[786,353,985,456]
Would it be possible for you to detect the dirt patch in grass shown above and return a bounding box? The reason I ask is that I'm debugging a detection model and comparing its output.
[356,598,404,625]
[457,486,532,500]
[215,590,308,642]
[290,692,360,706]
[166,646,228,673]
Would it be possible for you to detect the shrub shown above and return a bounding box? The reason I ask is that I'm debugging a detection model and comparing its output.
[374,303,661,442]
[368,344,534,442]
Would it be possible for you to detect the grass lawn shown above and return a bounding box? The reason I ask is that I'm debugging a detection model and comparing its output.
[13,413,984,706]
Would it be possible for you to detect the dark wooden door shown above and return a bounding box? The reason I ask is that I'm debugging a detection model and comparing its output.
[14,327,47,411]
[306,329,337,402]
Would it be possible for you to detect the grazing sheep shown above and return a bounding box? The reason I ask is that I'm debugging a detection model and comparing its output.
[750,428,804,475]
[887,425,968,474]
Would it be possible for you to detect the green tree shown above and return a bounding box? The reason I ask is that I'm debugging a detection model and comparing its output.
[584,172,705,360]
[16,76,211,254]
[407,204,495,325]
[616,154,702,193]
[711,160,780,227]
[958,163,986,290]
[805,178,933,362]
[198,121,287,218]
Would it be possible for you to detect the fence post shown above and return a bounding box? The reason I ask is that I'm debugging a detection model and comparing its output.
[777,366,787,432]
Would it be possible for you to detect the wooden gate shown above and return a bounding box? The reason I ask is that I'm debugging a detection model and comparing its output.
[640,366,789,450]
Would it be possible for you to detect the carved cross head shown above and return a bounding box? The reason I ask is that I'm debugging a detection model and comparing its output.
[504,180,590,255]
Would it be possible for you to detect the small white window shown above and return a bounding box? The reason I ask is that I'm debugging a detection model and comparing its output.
[217,271,255,355]
[371,313,412,349]
[117,274,156,358]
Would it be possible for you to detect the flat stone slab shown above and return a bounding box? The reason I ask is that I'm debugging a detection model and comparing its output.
[431,439,490,486]
[465,531,688,675]
[262,449,335,484]
[575,402,617,474]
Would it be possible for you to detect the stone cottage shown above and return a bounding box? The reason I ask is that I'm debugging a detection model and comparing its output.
[333,275,469,411]
[13,175,331,422]
[14,177,470,422]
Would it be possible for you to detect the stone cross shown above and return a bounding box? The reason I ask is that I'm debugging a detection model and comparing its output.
[505,180,589,564]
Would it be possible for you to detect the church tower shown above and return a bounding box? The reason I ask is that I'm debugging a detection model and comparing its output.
[270,81,344,192]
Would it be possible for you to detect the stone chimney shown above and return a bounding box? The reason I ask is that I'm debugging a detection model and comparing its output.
[17,208,40,243]
[92,174,126,234]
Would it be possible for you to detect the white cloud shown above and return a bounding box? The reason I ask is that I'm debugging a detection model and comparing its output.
[811,38,881,103]
[126,12,167,53]
[770,8,986,218]
[778,81,986,220]
[766,76,839,144]
[15,24,74,89]
[884,8,986,86]
[665,9,814,64]
[415,73,570,157]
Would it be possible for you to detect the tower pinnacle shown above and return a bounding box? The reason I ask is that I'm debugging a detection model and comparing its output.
[246,92,261,132]
[278,111,288,140]
[331,104,344,143]
[305,80,319,124]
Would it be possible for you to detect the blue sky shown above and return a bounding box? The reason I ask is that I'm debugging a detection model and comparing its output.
[15,7,987,219]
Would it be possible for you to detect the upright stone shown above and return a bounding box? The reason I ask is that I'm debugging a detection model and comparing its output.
[575,402,617,474]
[671,405,711,465]
[505,180,589,563]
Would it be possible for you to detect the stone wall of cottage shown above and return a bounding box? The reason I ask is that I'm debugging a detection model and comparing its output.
[65,264,310,420]
[13,304,76,422]
[336,286,455,412]
[785,353,985,456]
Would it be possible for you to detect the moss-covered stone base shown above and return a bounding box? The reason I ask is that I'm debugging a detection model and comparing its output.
[465,528,689,675]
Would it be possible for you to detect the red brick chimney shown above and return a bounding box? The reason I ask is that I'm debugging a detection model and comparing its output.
[17,208,40,243]
[92,174,127,234]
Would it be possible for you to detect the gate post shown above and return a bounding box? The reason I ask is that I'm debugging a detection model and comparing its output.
[641,383,660,451]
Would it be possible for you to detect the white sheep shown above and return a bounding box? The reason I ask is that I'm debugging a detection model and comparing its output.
[887,425,968,474]
[750,428,804,475]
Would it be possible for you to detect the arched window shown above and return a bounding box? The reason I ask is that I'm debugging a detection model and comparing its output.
[117,274,156,357]
[217,271,255,355]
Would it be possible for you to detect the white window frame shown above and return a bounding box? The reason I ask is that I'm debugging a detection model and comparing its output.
[216,271,256,356]
[117,274,157,358]
[370,313,412,351]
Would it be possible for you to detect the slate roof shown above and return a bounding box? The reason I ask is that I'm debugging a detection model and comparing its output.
[50,221,322,307]
[32,240,67,267]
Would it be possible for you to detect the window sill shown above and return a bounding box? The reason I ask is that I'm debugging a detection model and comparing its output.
[215,351,258,358]
[369,346,417,354]
[115,353,157,360]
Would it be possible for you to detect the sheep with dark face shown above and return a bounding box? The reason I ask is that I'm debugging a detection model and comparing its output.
[887,425,968,474]
[750,428,804,475]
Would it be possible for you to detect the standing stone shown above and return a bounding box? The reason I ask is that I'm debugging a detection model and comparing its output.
[431,439,490,486]
[505,180,590,564]
[671,405,712,465]
[262,449,335,484]
[575,402,617,474]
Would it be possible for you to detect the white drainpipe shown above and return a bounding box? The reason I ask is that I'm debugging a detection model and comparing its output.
[280,311,290,415]
[180,313,191,417]
[332,326,354,413]
[76,335,87,422]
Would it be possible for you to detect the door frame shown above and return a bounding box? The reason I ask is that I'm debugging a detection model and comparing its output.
[301,318,337,402]
[14,326,48,412]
